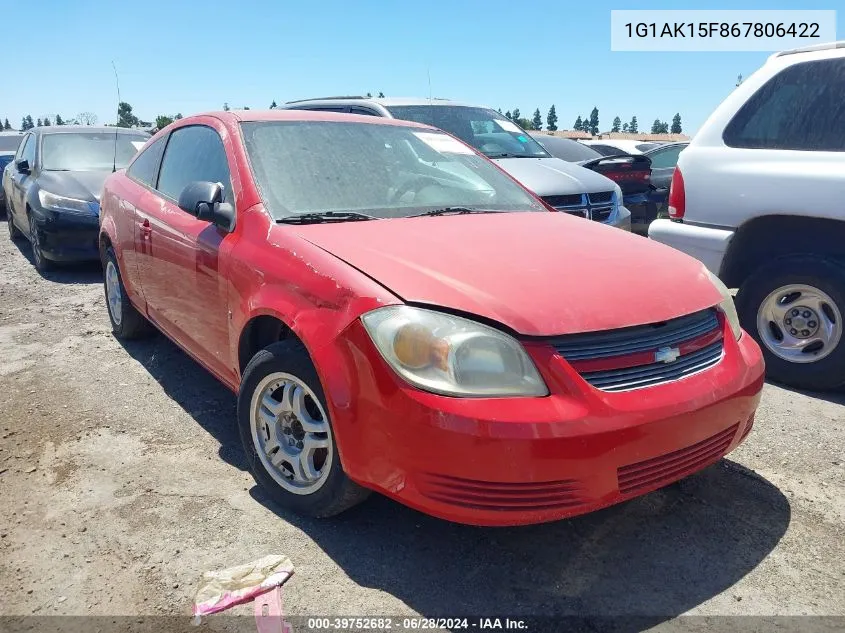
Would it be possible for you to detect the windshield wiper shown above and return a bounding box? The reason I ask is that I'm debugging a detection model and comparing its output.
[277,211,380,224]
[411,207,504,218]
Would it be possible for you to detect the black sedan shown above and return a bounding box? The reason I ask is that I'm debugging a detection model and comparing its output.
[3,126,148,271]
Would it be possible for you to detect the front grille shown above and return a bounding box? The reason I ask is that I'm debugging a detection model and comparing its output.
[542,192,616,223]
[417,473,587,512]
[551,309,724,391]
[617,424,739,495]
[543,194,584,208]
[581,341,723,392]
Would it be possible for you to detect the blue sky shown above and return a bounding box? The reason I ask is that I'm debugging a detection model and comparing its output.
[2,0,840,135]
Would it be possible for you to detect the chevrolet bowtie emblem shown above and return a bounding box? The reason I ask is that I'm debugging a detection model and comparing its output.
[654,346,681,364]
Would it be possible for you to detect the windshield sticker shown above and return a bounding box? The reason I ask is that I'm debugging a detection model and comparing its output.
[130,141,146,151]
[413,132,474,155]
[494,119,522,133]
[517,135,528,143]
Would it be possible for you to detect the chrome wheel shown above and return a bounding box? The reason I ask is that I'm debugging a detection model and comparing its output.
[250,372,333,495]
[105,260,122,326]
[757,283,842,363]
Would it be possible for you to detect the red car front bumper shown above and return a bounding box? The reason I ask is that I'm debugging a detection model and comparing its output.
[325,320,764,526]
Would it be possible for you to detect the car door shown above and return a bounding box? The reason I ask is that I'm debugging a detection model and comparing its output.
[134,123,236,382]
[9,133,35,229]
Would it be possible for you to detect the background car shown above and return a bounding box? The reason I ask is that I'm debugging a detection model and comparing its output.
[99,109,763,526]
[649,41,845,390]
[532,134,655,234]
[580,139,664,155]
[0,131,24,153]
[283,97,630,229]
[4,126,149,271]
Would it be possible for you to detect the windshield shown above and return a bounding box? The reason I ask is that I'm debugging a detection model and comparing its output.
[385,106,549,159]
[240,121,545,220]
[534,135,603,162]
[41,132,148,171]
[0,135,23,152]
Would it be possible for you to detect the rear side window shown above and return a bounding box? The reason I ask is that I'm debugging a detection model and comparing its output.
[648,145,685,169]
[723,58,845,151]
[157,126,232,202]
[127,137,165,187]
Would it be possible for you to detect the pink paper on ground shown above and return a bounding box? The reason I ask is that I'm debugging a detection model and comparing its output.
[192,554,295,616]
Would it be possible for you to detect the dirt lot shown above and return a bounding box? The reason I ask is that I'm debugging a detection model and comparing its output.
[1,216,843,630]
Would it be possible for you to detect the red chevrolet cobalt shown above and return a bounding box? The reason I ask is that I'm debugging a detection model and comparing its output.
[99,111,764,526]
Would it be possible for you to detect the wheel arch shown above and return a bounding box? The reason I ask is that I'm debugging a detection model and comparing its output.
[721,214,845,288]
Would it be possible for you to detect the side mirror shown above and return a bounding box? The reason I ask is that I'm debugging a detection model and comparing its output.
[177,181,235,232]
[15,159,30,174]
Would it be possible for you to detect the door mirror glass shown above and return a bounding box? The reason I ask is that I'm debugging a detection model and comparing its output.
[15,159,30,174]
[177,181,234,231]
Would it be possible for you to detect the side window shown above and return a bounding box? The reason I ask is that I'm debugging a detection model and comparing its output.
[723,58,845,151]
[126,136,166,187]
[157,126,233,203]
[349,107,377,116]
[18,135,35,163]
[648,145,684,169]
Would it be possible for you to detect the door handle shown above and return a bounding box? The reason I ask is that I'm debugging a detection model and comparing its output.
[140,218,151,239]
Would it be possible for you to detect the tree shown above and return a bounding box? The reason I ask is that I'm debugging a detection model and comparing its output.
[588,107,599,135]
[377,92,385,98]
[573,116,583,131]
[512,108,521,121]
[516,118,533,130]
[505,110,512,120]
[736,74,743,87]
[628,116,638,133]
[55,114,64,126]
[22,115,35,130]
[77,112,97,126]
[270,101,278,109]
[3,118,10,130]
[611,116,621,133]
[156,115,174,129]
[671,113,682,134]
[43,117,51,126]
[175,113,183,120]
[37,118,44,127]
[243,106,250,110]
[497,108,503,114]
[366,92,372,97]
[546,105,558,132]
[622,122,629,133]
[651,119,661,134]
[223,102,230,111]
[532,108,542,131]
[117,102,139,128]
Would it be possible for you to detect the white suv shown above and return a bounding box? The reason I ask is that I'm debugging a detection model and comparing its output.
[649,42,845,391]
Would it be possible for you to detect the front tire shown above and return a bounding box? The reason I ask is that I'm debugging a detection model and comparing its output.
[28,213,53,272]
[736,256,845,390]
[104,247,151,339]
[238,340,369,517]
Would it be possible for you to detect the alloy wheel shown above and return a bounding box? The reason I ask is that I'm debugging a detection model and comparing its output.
[105,260,123,326]
[756,283,842,363]
[249,372,333,494]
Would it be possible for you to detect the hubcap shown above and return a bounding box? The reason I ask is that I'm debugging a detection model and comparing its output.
[105,261,123,326]
[249,372,333,495]
[757,284,842,363]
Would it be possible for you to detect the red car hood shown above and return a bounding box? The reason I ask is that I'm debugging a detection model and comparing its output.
[290,212,722,336]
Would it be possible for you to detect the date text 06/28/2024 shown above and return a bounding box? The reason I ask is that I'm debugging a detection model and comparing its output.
[610,10,836,52]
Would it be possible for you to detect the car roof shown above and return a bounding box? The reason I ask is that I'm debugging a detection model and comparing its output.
[284,97,490,109]
[0,150,15,156]
[771,39,845,59]
[26,125,149,136]
[203,109,437,129]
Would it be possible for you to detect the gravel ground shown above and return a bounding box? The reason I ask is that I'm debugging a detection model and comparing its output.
[1,216,843,630]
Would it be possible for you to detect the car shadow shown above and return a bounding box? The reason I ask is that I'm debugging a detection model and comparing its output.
[765,380,845,405]
[249,460,789,630]
[117,335,246,471]
[5,219,102,284]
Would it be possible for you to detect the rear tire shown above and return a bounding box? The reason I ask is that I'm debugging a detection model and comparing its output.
[7,213,22,241]
[103,247,151,339]
[238,339,369,518]
[736,256,845,390]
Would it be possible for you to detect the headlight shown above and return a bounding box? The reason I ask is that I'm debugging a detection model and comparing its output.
[361,306,548,397]
[706,270,742,340]
[38,190,98,216]
[613,183,624,208]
